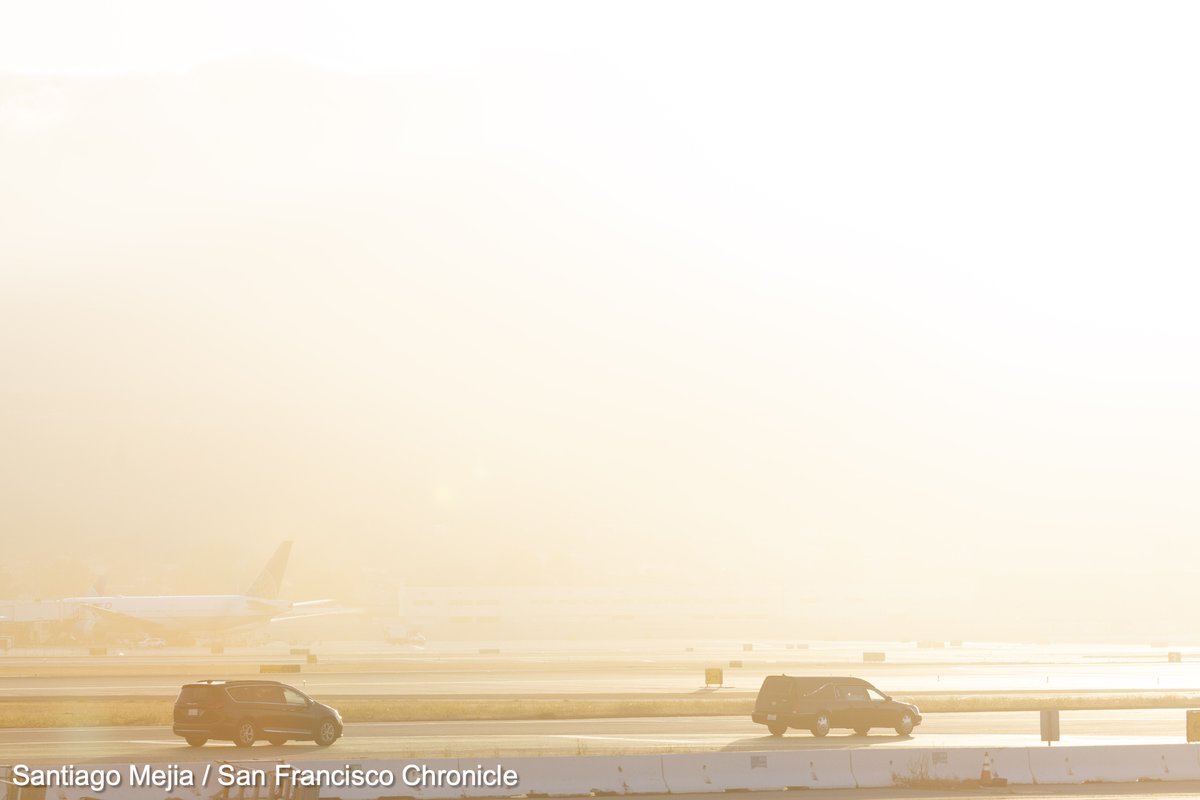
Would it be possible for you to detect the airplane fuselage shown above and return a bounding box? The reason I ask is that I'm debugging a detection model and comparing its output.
[61,594,289,633]
[0,541,321,644]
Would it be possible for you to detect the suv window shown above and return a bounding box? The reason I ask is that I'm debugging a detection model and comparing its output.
[177,685,221,705]
[255,685,286,704]
[866,688,887,701]
[283,688,308,706]
[228,686,256,702]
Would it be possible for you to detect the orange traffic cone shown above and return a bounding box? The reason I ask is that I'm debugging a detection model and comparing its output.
[979,752,993,782]
[979,751,1007,786]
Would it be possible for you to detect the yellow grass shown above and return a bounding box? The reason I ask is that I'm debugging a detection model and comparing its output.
[3,692,1200,728]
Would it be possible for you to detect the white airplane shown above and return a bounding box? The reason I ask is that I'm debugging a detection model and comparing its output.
[57,541,334,642]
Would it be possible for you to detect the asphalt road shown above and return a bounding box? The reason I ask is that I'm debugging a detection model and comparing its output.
[0,710,1189,764]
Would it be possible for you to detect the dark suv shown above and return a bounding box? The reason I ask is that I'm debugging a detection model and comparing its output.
[752,675,921,737]
[173,680,343,747]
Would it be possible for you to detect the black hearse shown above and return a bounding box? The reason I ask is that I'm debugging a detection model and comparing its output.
[752,675,921,737]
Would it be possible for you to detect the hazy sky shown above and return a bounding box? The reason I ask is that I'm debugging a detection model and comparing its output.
[2,2,1198,638]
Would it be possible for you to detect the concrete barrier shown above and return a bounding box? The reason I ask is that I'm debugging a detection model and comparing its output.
[662,753,753,791]
[24,746,1200,799]
[1028,744,1200,784]
[395,759,469,800]
[308,761,405,800]
[851,747,1032,788]
[775,751,856,790]
[608,755,674,795]
[53,785,161,800]
[462,755,667,797]
[1159,744,1200,781]
[242,758,443,800]
[660,751,853,793]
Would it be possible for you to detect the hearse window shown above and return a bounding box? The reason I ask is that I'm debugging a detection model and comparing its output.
[841,685,869,701]
[758,676,794,699]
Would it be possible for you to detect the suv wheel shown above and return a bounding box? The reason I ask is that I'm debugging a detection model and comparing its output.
[268,736,287,746]
[314,718,339,747]
[854,726,870,736]
[234,719,257,747]
[895,713,915,736]
[810,712,830,737]
[185,736,207,747]
[767,722,787,736]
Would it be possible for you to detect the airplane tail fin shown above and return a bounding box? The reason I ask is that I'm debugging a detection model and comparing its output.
[246,541,292,599]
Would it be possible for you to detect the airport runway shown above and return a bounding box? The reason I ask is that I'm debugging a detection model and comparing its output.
[4,641,1200,697]
[4,640,1196,662]
[3,665,1200,697]
[0,710,1189,764]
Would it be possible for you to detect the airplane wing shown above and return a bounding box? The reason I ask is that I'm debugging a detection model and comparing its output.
[270,607,360,624]
[243,598,335,613]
